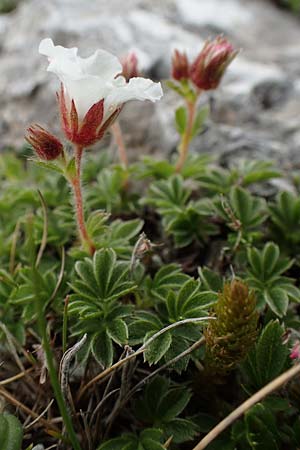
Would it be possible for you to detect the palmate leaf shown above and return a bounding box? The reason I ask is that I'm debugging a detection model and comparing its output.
[166,199,218,248]
[69,248,135,366]
[246,242,300,316]
[143,175,190,214]
[9,266,58,323]
[242,321,289,390]
[197,166,233,194]
[71,248,135,304]
[135,376,196,444]
[96,218,144,259]
[214,186,267,232]
[166,279,217,321]
[236,159,281,186]
[269,191,300,248]
[144,263,189,302]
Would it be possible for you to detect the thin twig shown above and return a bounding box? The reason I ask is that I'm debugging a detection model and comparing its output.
[0,367,34,386]
[25,399,54,429]
[36,190,48,267]
[89,388,120,427]
[192,363,300,450]
[80,409,92,450]
[78,317,214,400]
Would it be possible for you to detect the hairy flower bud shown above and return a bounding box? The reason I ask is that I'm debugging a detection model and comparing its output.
[204,279,258,376]
[121,52,140,81]
[190,36,237,90]
[171,49,189,81]
[25,125,63,160]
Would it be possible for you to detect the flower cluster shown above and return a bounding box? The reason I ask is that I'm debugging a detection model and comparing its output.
[172,35,238,91]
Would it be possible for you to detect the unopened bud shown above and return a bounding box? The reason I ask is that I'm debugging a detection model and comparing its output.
[171,49,189,81]
[121,52,140,81]
[190,36,238,90]
[25,125,63,160]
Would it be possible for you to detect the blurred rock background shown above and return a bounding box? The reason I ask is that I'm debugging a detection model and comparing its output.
[1,0,300,165]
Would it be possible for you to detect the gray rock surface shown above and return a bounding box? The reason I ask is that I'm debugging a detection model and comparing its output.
[0,0,300,166]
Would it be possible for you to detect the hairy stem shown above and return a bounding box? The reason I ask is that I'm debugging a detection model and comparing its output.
[71,145,95,255]
[111,121,128,168]
[192,362,300,450]
[175,99,197,173]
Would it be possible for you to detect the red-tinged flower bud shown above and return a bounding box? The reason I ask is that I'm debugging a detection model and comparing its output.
[121,52,140,81]
[25,125,63,160]
[190,36,238,90]
[56,84,120,147]
[171,49,189,81]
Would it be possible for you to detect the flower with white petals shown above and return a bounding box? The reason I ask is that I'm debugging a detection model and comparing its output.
[39,38,163,146]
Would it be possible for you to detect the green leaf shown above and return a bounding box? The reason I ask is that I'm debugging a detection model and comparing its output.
[198,267,223,292]
[97,436,131,450]
[29,159,64,175]
[175,106,187,135]
[244,321,289,389]
[245,403,279,450]
[262,243,280,277]
[65,156,76,179]
[158,388,191,421]
[107,319,128,345]
[146,264,189,302]
[91,331,113,367]
[144,331,172,365]
[264,288,289,317]
[163,418,198,444]
[0,413,23,450]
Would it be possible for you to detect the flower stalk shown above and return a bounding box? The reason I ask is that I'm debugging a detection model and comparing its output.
[70,145,95,255]
[175,98,198,173]
[111,121,128,169]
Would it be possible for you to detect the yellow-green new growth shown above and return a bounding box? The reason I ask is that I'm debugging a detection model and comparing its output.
[204,279,259,376]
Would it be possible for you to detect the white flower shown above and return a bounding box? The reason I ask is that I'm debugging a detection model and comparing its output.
[39,38,163,119]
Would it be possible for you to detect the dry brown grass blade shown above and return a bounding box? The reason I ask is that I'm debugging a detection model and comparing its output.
[0,367,34,386]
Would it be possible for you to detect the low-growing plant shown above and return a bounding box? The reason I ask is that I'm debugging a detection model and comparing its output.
[0,34,300,450]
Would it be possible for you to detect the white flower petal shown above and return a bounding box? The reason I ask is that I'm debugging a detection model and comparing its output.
[78,49,122,81]
[64,78,111,118]
[104,77,163,115]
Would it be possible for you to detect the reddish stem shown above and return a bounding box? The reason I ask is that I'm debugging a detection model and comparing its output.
[71,145,95,255]
[175,100,197,173]
[111,121,128,168]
